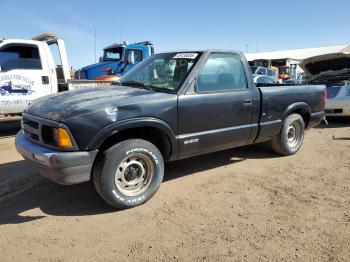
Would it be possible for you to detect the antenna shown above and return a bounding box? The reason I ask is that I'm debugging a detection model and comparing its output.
[119,25,122,42]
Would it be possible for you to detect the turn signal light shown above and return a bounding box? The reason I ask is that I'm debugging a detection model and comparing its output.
[57,128,73,148]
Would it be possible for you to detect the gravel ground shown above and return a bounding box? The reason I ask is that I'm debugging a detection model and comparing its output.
[0,118,349,261]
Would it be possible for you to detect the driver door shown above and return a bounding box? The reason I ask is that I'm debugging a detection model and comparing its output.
[178,53,254,157]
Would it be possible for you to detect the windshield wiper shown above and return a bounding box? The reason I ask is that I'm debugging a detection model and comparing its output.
[120,80,154,91]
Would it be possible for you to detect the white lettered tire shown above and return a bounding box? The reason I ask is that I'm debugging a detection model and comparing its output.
[270,113,305,156]
[93,139,164,208]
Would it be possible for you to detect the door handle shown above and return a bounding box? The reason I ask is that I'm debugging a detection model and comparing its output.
[243,99,252,105]
[42,76,49,85]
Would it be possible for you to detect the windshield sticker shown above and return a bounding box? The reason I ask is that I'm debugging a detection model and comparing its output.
[173,53,198,59]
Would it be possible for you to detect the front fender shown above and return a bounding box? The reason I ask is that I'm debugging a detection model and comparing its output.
[87,117,178,158]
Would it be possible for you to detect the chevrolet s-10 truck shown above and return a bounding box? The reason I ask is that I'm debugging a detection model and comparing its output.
[15,50,326,208]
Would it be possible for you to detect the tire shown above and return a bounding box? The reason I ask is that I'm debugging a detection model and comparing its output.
[92,139,164,209]
[270,113,305,156]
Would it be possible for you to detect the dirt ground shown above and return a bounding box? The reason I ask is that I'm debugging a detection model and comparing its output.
[0,118,349,262]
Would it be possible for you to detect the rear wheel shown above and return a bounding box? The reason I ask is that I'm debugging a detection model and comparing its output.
[93,139,164,209]
[270,113,305,156]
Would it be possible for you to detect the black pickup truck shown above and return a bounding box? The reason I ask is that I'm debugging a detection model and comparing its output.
[15,50,326,208]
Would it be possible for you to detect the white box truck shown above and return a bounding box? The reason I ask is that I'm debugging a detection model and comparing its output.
[0,33,114,115]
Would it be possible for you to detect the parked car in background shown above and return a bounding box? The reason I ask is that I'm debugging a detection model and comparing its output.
[300,50,350,116]
[250,66,278,82]
[253,74,275,86]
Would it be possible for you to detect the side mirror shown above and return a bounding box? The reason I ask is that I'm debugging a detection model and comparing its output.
[127,51,135,65]
[99,56,103,63]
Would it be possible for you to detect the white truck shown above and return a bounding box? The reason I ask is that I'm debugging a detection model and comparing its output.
[0,33,114,115]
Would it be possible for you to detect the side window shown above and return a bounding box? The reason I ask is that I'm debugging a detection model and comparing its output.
[126,49,142,63]
[197,53,247,93]
[257,67,267,75]
[0,44,42,71]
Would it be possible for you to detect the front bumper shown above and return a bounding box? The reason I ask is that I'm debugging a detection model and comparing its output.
[15,131,98,185]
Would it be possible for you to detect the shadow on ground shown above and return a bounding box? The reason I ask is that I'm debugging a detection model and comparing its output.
[0,143,277,225]
[317,117,350,129]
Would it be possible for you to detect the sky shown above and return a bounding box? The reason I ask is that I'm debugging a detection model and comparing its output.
[1,0,349,69]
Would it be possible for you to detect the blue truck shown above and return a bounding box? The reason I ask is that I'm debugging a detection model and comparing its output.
[75,41,154,81]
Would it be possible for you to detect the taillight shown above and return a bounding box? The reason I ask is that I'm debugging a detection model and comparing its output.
[323,88,327,105]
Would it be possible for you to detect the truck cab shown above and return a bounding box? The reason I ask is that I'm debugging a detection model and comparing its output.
[0,34,71,115]
[75,41,154,81]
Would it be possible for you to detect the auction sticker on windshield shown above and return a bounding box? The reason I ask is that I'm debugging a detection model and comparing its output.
[173,53,198,59]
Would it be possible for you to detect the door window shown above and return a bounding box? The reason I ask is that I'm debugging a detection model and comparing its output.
[125,49,143,63]
[0,44,42,71]
[197,53,247,92]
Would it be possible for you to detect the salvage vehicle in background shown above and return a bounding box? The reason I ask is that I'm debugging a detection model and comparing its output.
[250,66,278,82]
[300,49,350,116]
[0,33,114,116]
[75,41,154,81]
[15,50,326,209]
[253,74,276,85]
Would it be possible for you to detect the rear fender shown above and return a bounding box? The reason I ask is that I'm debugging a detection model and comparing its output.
[283,102,311,118]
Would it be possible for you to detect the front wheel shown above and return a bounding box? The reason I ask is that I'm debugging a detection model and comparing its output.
[270,113,305,156]
[93,139,164,209]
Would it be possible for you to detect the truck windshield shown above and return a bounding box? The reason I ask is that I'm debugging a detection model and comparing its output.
[103,47,123,61]
[120,52,202,93]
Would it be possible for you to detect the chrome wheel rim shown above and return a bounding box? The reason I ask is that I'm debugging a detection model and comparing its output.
[287,122,302,148]
[115,153,154,197]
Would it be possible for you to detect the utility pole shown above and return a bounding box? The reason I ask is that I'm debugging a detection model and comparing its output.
[94,29,97,63]
[246,43,249,53]
[256,40,259,52]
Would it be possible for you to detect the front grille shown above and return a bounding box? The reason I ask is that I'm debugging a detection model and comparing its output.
[22,115,55,144]
[21,113,77,151]
[74,70,87,80]
[22,117,40,142]
[22,114,57,146]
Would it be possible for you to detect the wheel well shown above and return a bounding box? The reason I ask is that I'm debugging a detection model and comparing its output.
[291,108,310,127]
[98,126,172,160]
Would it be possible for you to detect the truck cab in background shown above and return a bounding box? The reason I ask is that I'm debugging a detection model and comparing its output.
[75,41,154,81]
[0,33,71,115]
[0,33,115,116]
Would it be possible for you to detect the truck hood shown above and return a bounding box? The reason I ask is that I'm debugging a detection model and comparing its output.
[25,85,173,122]
[299,51,350,79]
[80,61,122,74]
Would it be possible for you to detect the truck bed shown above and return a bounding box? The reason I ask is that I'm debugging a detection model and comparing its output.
[255,84,325,143]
